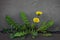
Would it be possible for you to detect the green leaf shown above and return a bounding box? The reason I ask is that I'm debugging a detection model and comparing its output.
[10,34,15,38]
[20,25,27,31]
[42,33,52,37]
[31,30,38,37]
[47,20,54,27]
[31,23,36,29]
[6,16,21,31]
[19,12,30,25]
[13,31,27,37]
[9,31,27,38]
[37,20,54,32]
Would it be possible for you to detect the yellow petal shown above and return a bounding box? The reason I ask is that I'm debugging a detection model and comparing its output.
[33,17,40,23]
[36,11,43,15]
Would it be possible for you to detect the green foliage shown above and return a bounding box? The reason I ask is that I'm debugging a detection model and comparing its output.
[42,33,52,37]
[6,16,15,25]
[6,16,26,31]
[6,16,19,29]
[1,12,54,39]
[20,12,30,25]
[14,32,26,37]
[10,31,28,38]
[31,30,38,38]
[37,20,54,32]
[31,23,36,29]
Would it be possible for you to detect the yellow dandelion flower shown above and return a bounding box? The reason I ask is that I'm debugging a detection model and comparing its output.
[36,11,43,15]
[33,17,40,23]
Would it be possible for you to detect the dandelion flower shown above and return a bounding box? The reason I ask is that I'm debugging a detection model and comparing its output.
[36,11,43,15]
[33,17,40,23]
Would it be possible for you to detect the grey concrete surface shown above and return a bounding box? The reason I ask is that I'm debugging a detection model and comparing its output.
[0,0,60,40]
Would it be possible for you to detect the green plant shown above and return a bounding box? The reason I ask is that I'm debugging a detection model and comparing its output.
[20,12,30,25]
[6,16,19,29]
[37,20,54,32]
[42,33,52,37]
[0,11,54,39]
